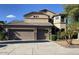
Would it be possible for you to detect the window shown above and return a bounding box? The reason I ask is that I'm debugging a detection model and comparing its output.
[55,16,59,20]
[61,19,64,23]
[61,16,66,23]
[36,16,39,18]
[33,16,39,18]
[33,16,36,18]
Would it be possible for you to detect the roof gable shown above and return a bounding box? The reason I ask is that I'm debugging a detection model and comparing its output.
[39,9,56,14]
[24,12,49,17]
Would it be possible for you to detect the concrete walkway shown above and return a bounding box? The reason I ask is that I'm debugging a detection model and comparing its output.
[0,41,79,55]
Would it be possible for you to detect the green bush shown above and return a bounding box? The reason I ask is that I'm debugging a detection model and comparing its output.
[57,31,66,40]
[0,31,5,40]
[49,35,57,41]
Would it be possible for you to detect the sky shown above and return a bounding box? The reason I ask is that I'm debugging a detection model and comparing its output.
[0,4,64,23]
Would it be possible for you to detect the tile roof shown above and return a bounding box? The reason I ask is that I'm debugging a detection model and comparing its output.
[8,22,53,26]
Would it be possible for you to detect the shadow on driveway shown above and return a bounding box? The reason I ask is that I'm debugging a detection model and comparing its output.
[0,44,7,48]
[0,40,49,44]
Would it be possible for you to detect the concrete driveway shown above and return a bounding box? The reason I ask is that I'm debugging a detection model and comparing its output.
[0,41,79,55]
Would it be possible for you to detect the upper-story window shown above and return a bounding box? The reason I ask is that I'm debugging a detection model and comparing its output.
[54,16,60,20]
[33,16,39,18]
[61,16,66,23]
[33,16,36,18]
[55,16,59,20]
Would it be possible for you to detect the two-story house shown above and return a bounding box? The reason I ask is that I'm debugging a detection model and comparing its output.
[3,9,67,41]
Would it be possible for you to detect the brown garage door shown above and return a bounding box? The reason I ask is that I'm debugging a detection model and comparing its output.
[37,29,49,40]
[8,29,34,40]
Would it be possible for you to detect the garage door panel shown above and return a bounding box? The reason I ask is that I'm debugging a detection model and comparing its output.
[37,29,49,40]
[9,29,34,40]
[15,31,34,40]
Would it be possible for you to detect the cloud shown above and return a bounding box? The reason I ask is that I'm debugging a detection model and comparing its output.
[6,14,16,18]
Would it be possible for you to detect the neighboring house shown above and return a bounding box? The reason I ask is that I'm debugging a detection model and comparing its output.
[2,9,67,41]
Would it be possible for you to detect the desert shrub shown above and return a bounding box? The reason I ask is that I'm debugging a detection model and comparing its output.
[49,35,57,41]
[56,31,66,40]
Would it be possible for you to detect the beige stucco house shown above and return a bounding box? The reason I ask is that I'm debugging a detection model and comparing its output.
[53,14,67,29]
[2,9,67,41]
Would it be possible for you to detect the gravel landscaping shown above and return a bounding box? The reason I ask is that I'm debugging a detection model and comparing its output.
[56,39,79,48]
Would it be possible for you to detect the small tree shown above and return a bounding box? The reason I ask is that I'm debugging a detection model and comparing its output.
[65,21,78,45]
[63,5,79,45]
[0,21,6,40]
